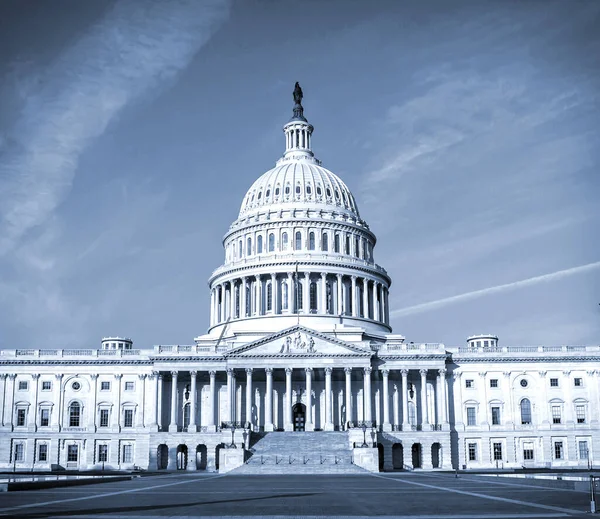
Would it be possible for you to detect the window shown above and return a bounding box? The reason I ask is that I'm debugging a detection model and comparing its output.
[282,281,288,310]
[125,382,134,391]
[285,185,290,195]
[295,184,301,195]
[18,381,28,391]
[100,409,109,427]
[309,282,317,312]
[579,441,589,460]
[101,381,110,391]
[275,186,280,196]
[345,235,350,254]
[491,406,501,425]
[326,187,332,198]
[552,405,562,424]
[257,235,263,254]
[268,233,275,252]
[297,282,303,311]
[295,231,302,250]
[520,379,528,388]
[247,237,252,256]
[71,381,81,391]
[17,408,27,426]
[574,378,583,387]
[466,407,476,426]
[322,233,328,251]
[282,232,288,250]
[355,237,360,257]
[306,185,312,195]
[38,443,48,462]
[316,185,322,196]
[554,441,564,460]
[493,442,503,461]
[98,444,108,463]
[523,442,534,460]
[334,234,340,253]
[183,403,190,428]
[15,443,24,462]
[408,402,416,425]
[520,398,532,424]
[67,444,78,462]
[490,379,498,388]
[550,378,559,387]
[69,402,81,427]
[238,239,242,258]
[308,232,315,250]
[576,405,586,424]
[42,381,51,391]
[40,408,50,427]
[266,282,273,312]
[465,379,474,389]
[122,444,133,463]
[124,409,134,428]
[468,443,477,461]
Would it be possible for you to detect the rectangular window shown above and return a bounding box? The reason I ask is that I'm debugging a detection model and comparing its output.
[124,381,134,391]
[468,443,477,461]
[101,381,110,391]
[576,405,586,424]
[554,441,564,460]
[15,443,24,462]
[493,442,503,461]
[40,408,50,427]
[579,441,589,460]
[489,379,498,388]
[523,442,534,460]
[550,378,559,387]
[466,407,476,426]
[98,444,108,462]
[465,379,474,389]
[18,381,28,391]
[124,409,134,428]
[491,406,501,425]
[42,381,51,391]
[99,409,109,427]
[552,405,562,424]
[67,444,79,462]
[122,444,133,463]
[17,408,27,426]
[38,443,48,462]
[574,378,583,387]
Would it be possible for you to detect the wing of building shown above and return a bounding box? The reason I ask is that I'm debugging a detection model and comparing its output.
[1,88,598,473]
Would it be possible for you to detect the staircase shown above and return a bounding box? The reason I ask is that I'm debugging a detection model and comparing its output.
[233,431,365,474]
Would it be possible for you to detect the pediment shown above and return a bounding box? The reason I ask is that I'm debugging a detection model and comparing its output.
[225,326,372,358]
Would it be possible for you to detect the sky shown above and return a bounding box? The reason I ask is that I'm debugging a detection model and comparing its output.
[0,0,598,350]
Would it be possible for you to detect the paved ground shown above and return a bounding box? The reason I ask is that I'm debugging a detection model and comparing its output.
[0,472,593,519]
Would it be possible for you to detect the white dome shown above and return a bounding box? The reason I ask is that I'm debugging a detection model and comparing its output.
[239,162,360,218]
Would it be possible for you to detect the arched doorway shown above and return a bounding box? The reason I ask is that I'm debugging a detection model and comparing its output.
[411,443,422,469]
[392,443,404,469]
[196,445,207,470]
[215,444,224,470]
[377,443,384,471]
[293,403,306,431]
[432,443,442,468]
[176,445,188,470]
[157,444,168,470]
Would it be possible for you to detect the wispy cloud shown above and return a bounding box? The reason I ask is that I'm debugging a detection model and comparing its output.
[0,0,230,256]
[391,261,600,318]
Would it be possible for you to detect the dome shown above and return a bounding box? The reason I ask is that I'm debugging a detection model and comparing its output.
[239,161,360,218]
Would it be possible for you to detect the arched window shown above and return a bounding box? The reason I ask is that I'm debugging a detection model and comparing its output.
[69,402,81,427]
[345,235,350,255]
[308,232,315,250]
[322,232,328,251]
[266,282,273,312]
[238,240,242,258]
[247,237,252,256]
[520,398,532,424]
[297,281,303,311]
[295,231,302,250]
[282,281,288,310]
[257,235,263,254]
[355,237,360,257]
[282,232,288,250]
[245,285,252,317]
[334,234,340,253]
[362,239,367,259]
[268,233,275,252]
[309,282,317,312]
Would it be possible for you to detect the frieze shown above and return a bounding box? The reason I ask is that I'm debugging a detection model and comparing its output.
[279,331,316,354]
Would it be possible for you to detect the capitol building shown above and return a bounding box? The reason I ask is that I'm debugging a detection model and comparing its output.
[1,85,599,474]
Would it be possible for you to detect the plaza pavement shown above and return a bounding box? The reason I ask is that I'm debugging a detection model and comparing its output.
[0,472,593,519]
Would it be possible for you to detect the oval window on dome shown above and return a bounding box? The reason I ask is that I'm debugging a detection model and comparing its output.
[326,188,332,198]
[316,185,322,196]
[275,186,280,196]
[285,185,291,195]
[257,191,262,200]
[266,188,270,197]
[296,184,301,195]
[306,185,312,195]
[251,193,255,202]
[335,190,340,200]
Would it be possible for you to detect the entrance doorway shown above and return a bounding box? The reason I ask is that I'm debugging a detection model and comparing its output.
[293,403,306,431]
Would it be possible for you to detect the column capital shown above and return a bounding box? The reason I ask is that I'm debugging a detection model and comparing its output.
[90,374,99,380]
[344,367,352,374]
[209,370,217,377]
[438,368,447,377]
[478,371,487,378]
[419,368,428,376]
[563,370,571,376]
[265,367,273,375]
[321,272,327,279]
[8,373,17,380]
[351,274,357,281]
[54,374,63,381]
[170,371,178,377]
[538,370,547,378]
[324,367,333,375]
[241,275,247,282]
[270,273,276,280]
[115,374,123,380]
[255,274,260,282]
[305,367,313,374]
[151,371,160,378]
[245,368,253,375]
[502,371,511,378]
[454,371,463,380]
[381,369,390,377]
[32,373,40,380]
[400,368,409,376]
[285,367,293,375]
[189,370,197,377]
[364,367,372,375]
[226,368,234,375]
[0,374,6,380]
[287,272,293,278]
[138,374,147,380]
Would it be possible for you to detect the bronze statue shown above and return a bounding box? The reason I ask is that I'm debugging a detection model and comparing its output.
[293,82,303,105]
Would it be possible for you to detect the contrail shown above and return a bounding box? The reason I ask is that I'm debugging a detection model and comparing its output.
[390,260,600,318]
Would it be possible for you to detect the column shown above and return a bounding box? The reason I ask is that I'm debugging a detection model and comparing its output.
[382,369,391,431]
[26,374,39,431]
[363,367,372,423]
[362,278,369,318]
[169,371,178,432]
[136,374,146,428]
[245,368,253,429]
[208,370,216,431]
[337,274,343,314]
[149,373,159,430]
[88,375,98,432]
[440,369,448,425]
[381,286,387,324]
[420,369,429,427]
[285,368,293,431]
[226,369,234,423]
[241,277,247,317]
[345,368,353,426]
[372,282,379,322]
[219,284,225,323]
[303,272,310,313]
[393,382,399,430]
[270,274,277,314]
[256,275,262,316]
[114,374,122,431]
[351,276,358,317]
[401,369,409,429]
[325,367,333,431]
[287,272,294,312]
[305,368,313,431]
[265,368,274,431]
[51,374,62,431]
[0,375,6,428]
[320,272,327,314]
[454,372,464,427]
[157,374,163,431]
[230,280,236,319]
[210,289,215,326]
[189,371,197,432]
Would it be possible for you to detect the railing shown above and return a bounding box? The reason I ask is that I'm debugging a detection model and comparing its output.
[383,343,445,352]
[455,345,599,354]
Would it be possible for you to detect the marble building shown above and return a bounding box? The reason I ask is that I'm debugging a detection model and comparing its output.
[1,85,598,473]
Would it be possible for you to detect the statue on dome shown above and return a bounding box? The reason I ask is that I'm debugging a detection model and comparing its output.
[293,82,303,106]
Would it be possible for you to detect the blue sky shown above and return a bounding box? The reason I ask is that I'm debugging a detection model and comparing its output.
[0,0,598,349]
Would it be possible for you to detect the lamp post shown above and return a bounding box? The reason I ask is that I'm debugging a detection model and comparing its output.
[361,423,368,448]
[230,424,236,448]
